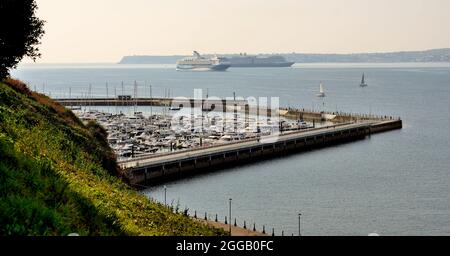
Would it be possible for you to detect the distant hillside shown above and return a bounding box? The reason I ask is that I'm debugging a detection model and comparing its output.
[119,48,450,64]
[0,79,224,236]
[120,55,183,64]
[284,48,450,63]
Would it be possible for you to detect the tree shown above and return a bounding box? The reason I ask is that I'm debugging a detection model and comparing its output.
[0,0,45,79]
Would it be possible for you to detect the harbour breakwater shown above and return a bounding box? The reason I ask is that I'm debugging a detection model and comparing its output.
[122,119,402,186]
[56,97,400,122]
[55,97,246,109]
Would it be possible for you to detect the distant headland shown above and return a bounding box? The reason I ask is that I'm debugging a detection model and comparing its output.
[119,48,450,64]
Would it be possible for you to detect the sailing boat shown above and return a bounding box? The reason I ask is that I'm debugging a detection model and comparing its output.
[360,73,368,87]
[316,83,325,97]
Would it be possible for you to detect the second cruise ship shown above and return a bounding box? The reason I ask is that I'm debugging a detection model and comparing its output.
[224,53,295,67]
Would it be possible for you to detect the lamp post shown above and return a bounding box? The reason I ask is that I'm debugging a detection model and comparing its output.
[164,185,167,206]
[229,198,232,236]
[298,213,302,236]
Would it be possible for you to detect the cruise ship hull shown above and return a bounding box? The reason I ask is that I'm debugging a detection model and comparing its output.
[176,63,230,71]
[230,62,295,68]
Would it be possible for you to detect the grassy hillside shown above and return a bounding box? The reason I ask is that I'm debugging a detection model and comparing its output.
[0,79,224,236]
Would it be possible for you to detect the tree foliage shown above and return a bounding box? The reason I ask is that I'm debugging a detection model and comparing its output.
[0,0,45,79]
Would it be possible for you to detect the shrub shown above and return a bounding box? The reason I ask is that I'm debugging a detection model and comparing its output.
[3,78,32,96]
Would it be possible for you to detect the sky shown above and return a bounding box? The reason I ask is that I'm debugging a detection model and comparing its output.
[30,0,450,63]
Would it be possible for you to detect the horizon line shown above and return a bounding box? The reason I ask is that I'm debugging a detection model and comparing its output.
[21,47,450,64]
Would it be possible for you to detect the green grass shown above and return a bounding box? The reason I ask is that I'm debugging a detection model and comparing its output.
[0,79,225,236]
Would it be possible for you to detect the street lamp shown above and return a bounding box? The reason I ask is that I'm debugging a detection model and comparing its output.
[298,213,302,236]
[229,198,232,236]
[164,186,167,206]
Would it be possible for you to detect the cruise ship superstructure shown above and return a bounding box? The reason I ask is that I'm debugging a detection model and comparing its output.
[176,51,230,71]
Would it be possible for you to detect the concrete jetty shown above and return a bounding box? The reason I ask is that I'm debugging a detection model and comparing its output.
[121,119,402,185]
[55,97,246,108]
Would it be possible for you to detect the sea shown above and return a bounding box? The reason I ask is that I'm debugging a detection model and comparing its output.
[11,62,450,235]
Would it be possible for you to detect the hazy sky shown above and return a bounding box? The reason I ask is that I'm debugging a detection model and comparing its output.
[31,0,450,63]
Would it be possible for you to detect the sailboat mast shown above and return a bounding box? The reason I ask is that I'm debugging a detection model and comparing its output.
[149,83,153,120]
[134,81,137,114]
[114,85,117,114]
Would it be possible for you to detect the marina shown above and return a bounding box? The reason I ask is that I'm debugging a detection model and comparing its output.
[68,95,402,185]
[73,106,317,161]
[13,63,450,236]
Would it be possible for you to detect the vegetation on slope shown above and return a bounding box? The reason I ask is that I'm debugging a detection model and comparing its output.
[0,79,224,236]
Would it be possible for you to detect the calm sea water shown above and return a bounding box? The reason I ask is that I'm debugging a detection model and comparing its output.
[12,63,450,235]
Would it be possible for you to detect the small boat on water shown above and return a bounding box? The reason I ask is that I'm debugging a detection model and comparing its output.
[316,83,325,97]
[144,147,159,154]
[134,112,144,119]
[169,106,181,111]
[202,106,214,111]
[360,73,368,87]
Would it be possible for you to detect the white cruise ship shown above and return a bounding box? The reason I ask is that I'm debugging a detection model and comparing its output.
[176,51,230,71]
